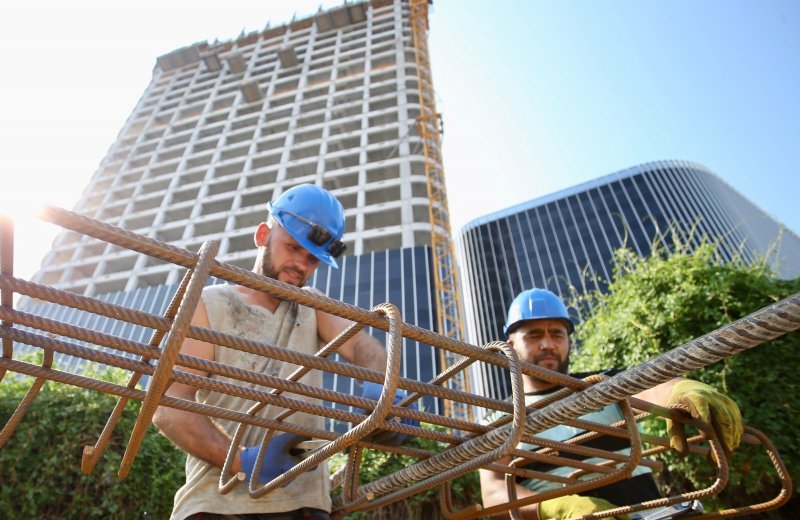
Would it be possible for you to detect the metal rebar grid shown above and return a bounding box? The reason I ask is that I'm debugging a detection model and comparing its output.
[0,209,795,519]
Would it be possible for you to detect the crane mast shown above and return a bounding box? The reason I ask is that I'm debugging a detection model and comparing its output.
[409,0,471,421]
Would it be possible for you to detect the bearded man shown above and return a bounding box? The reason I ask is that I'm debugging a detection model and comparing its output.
[479,288,743,520]
[154,184,392,520]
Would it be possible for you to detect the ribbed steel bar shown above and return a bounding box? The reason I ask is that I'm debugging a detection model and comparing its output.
[500,398,643,520]
[0,348,52,447]
[698,426,792,518]
[38,206,591,393]
[0,322,456,454]
[0,274,511,415]
[565,421,730,520]
[119,239,219,478]
[218,308,378,494]
[246,303,404,498]
[334,340,527,514]
[346,292,800,507]
[0,306,463,446]
[0,206,789,518]
[82,268,194,474]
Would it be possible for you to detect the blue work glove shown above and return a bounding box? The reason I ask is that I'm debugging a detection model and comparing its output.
[359,381,420,446]
[240,432,311,484]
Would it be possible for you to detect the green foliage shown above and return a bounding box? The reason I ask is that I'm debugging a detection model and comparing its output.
[571,242,800,518]
[0,367,185,519]
[329,424,482,519]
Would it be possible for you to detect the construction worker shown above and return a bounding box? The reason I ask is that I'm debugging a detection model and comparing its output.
[153,184,416,520]
[479,288,743,520]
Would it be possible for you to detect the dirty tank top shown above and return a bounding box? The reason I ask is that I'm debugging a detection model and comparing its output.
[171,284,330,519]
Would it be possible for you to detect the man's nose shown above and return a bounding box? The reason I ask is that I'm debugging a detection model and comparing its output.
[539,336,555,350]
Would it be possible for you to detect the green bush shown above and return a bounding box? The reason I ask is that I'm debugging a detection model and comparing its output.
[571,242,800,518]
[0,367,185,519]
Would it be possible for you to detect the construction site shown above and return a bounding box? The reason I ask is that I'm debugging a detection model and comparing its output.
[1,0,798,518]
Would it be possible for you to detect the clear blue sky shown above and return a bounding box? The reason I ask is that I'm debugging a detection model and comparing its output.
[433,1,800,234]
[2,1,798,283]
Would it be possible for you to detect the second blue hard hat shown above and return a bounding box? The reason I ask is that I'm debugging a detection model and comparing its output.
[504,288,575,337]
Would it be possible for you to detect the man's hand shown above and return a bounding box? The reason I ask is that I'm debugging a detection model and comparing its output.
[666,379,743,460]
[359,381,420,446]
[539,495,628,520]
[240,432,310,484]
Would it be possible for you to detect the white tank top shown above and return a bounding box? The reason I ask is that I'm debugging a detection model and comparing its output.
[170,284,331,519]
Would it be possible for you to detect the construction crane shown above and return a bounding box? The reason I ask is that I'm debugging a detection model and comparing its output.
[409,0,471,421]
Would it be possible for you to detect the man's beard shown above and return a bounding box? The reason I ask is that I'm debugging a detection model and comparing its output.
[530,350,570,385]
[256,244,307,287]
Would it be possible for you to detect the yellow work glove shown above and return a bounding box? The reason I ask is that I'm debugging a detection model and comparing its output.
[539,495,628,520]
[666,379,743,460]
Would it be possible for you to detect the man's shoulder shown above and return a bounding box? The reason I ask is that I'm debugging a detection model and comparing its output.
[203,283,234,295]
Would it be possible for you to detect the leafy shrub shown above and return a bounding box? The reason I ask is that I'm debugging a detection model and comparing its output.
[0,366,185,519]
[571,242,800,518]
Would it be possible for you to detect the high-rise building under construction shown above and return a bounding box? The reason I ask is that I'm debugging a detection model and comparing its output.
[24,0,459,418]
[34,0,434,295]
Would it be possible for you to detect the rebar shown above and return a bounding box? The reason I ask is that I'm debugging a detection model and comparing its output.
[0,208,794,519]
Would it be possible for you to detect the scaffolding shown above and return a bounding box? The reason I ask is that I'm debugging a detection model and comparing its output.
[0,209,796,518]
[409,0,472,422]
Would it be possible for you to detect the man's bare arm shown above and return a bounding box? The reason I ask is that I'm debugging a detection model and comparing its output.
[152,299,243,472]
[307,287,388,373]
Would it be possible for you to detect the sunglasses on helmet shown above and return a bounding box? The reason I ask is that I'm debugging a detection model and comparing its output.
[277,209,347,259]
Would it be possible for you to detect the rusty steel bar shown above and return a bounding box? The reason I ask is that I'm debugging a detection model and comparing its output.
[82,268,195,474]
[0,323,453,454]
[697,427,792,518]
[247,303,405,499]
[0,274,513,415]
[0,348,53,448]
[0,306,460,447]
[0,351,444,470]
[38,206,595,393]
[121,240,218,478]
[501,398,643,520]
[217,316,368,494]
[0,207,792,518]
[334,340,528,514]
[573,420,730,520]
[345,292,800,508]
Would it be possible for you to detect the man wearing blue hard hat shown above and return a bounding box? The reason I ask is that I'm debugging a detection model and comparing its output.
[154,184,417,520]
[479,288,743,520]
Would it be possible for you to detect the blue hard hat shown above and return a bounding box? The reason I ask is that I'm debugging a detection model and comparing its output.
[266,184,347,268]
[504,288,575,337]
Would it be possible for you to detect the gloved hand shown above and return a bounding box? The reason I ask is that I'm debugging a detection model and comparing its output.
[666,379,743,460]
[240,432,311,484]
[539,495,628,520]
[359,381,420,446]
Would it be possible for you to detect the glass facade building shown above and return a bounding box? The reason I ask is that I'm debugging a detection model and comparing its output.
[458,160,800,401]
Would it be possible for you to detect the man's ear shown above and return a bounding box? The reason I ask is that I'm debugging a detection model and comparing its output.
[254,222,270,247]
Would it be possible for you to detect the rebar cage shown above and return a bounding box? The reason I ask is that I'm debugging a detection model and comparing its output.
[0,208,796,518]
